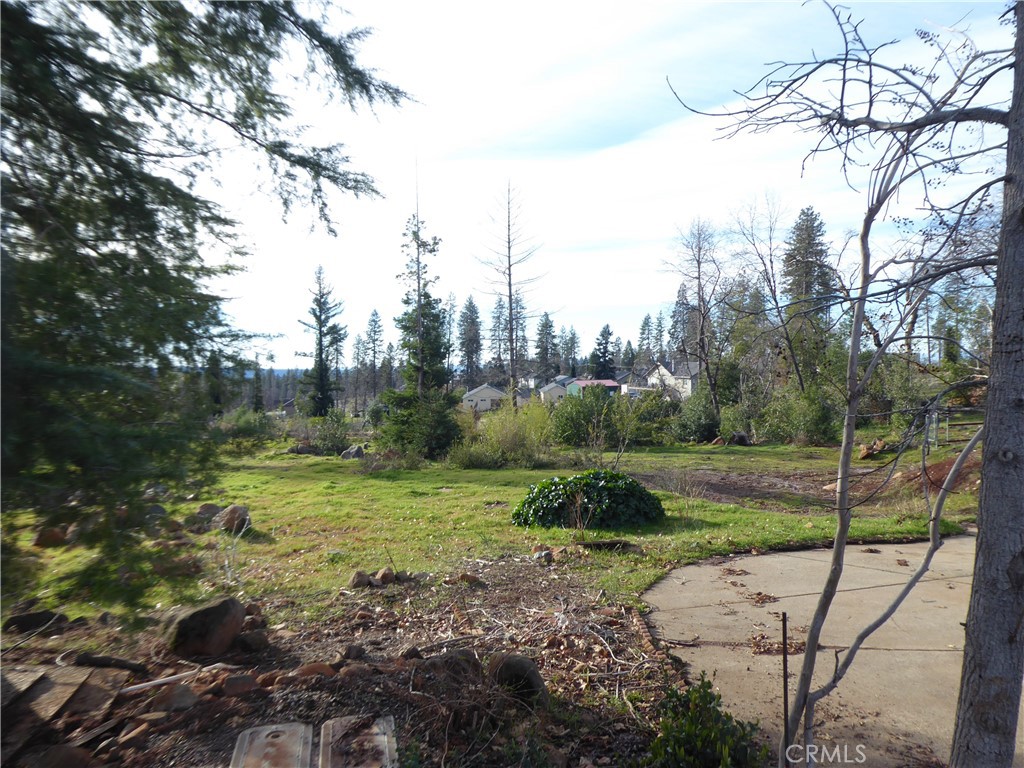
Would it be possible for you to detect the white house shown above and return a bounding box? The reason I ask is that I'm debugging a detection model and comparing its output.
[644,361,700,400]
[461,384,509,412]
[539,380,569,404]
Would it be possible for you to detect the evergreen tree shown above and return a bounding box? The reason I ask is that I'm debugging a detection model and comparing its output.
[299,267,346,417]
[1,1,402,514]
[589,325,616,379]
[534,312,559,381]
[559,326,580,376]
[512,290,530,377]
[378,215,458,458]
[251,358,265,413]
[668,283,699,362]
[622,340,637,370]
[782,207,834,318]
[204,352,225,417]
[654,312,667,364]
[364,310,384,399]
[489,297,508,371]
[637,314,654,369]
[782,207,836,386]
[458,296,484,389]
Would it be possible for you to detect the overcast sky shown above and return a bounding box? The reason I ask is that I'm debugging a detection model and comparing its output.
[209,1,1009,370]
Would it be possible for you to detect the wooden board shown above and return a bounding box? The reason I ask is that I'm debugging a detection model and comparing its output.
[1,666,45,708]
[230,723,313,768]
[1,666,92,762]
[319,716,397,768]
[63,667,131,717]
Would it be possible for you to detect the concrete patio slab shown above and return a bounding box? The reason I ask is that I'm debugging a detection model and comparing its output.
[643,535,1023,767]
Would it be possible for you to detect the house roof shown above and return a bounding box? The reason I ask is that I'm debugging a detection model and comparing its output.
[539,381,567,393]
[572,379,619,388]
[463,384,508,398]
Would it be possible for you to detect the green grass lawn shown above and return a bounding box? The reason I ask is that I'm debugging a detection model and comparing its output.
[3,443,971,625]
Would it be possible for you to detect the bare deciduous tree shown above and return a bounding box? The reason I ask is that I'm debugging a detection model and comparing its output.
[674,4,1018,765]
[479,182,540,394]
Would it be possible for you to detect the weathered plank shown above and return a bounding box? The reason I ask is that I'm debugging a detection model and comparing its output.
[230,723,313,768]
[1,666,45,708]
[319,716,397,768]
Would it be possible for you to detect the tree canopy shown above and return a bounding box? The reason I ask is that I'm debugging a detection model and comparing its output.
[1,0,403,513]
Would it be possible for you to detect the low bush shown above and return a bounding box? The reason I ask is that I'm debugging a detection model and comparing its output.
[217,408,281,453]
[642,673,769,768]
[448,399,552,469]
[512,469,665,529]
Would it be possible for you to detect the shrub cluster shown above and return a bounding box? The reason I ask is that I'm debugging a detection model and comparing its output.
[448,399,552,469]
[511,469,665,529]
[642,673,769,768]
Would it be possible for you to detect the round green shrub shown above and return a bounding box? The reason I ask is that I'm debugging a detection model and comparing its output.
[511,469,665,529]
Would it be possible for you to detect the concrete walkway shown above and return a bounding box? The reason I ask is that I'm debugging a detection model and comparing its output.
[643,535,1024,767]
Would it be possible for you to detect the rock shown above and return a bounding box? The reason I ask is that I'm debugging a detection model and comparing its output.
[858,444,872,460]
[487,653,549,705]
[33,526,66,548]
[242,614,267,632]
[729,431,752,447]
[195,503,221,521]
[37,744,93,768]
[339,644,366,661]
[428,649,482,683]
[710,436,726,446]
[375,567,396,585]
[400,646,423,660]
[2,609,68,634]
[340,444,365,459]
[533,550,553,565]
[222,673,258,696]
[165,596,245,657]
[214,504,250,534]
[347,570,371,589]
[295,662,336,678]
[288,443,315,455]
[236,629,271,653]
[150,683,198,712]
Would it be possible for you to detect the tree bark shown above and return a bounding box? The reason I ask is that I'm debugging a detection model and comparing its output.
[950,4,1024,765]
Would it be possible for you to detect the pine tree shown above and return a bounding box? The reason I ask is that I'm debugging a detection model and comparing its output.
[1,1,402,514]
[378,215,458,459]
[589,325,616,380]
[364,310,384,400]
[559,326,580,376]
[534,312,559,381]
[458,297,484,389]
[299,267,346,417]
[489,297,508,371]
[782,207,835,386]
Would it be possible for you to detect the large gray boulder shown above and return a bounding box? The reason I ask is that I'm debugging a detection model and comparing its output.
[165,596,245,657]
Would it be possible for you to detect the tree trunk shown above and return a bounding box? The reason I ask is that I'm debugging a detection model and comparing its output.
[950,4,1024,765]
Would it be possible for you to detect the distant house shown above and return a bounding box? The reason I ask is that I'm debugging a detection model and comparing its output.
[461,384,509,412]
[644,361,700,400]
[566,379,619,397]
[539,380,570,404]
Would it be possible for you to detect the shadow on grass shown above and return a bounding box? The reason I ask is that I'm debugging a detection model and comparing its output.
[50,541,207,615]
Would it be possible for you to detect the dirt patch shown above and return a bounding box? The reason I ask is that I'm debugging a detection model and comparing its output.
[2,554,685,767]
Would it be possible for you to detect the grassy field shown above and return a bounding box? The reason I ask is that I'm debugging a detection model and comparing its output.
[3,439,973,626]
